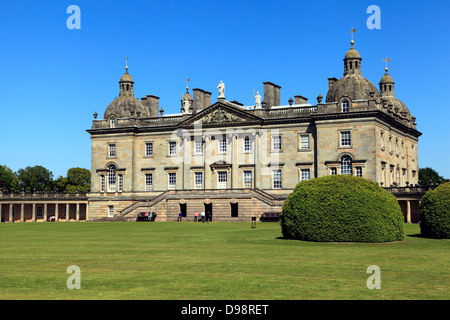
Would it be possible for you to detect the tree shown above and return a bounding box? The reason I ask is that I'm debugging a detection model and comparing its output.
[0,165,19,191]
[16,165,54,192]
[281,175,405,242]
[419,182,450,239]
[419,167,445,185]
[65,167,90,193]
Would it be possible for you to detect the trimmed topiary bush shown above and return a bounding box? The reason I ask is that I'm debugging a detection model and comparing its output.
[281,175,405,242]
[419,182,450,239]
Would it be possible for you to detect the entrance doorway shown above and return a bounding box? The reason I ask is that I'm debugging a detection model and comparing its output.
[204,203,212,222]
[180,203,187,217]
[231,203,238,217]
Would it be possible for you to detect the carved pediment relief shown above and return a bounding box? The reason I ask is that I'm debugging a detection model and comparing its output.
[179,103,261,127]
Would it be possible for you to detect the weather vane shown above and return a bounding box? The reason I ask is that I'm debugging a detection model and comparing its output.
[125,56,129,71]
[382,57,391,72]
[349,27,356,44]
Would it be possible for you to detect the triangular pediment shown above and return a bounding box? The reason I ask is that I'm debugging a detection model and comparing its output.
[178,101,262,128]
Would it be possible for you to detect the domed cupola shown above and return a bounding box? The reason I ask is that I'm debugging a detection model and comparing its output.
[326,38,380,103]
[379,61,411,120]
[103,59,149,121]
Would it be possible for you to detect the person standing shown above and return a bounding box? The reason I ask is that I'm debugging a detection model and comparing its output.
[177,212,182,222]
[194,211,198,222]
[201,211,205,223]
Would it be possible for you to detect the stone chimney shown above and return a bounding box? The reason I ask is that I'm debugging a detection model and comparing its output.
[294,95,308,105]
[263,81,281,109]
[193,88,205,113]
[328,77,337,89]
[141,94,160,117]
[203,91,212,108]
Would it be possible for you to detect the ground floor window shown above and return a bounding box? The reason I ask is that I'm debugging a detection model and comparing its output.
[300,168,310,181]
[108,205,114,217]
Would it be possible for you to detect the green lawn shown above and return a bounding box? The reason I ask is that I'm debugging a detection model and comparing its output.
[0,222,448,300]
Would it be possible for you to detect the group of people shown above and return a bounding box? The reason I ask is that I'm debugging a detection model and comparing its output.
[178,211,212,223]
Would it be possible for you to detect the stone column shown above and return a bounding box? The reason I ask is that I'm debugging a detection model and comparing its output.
[20,203,24,223]
[44,203,48,222]
[76,203,80,222]
[66,203,70,221]
[9,203,13,222]
[55,203,59,222]
[32,203,36,222]
[406,200,411,224]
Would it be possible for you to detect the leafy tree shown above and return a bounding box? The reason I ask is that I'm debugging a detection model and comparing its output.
[16,165,54,192]
[281,175,405,242]
[0,165,19,191]
[419,167,445,185]
[65,167,90,193]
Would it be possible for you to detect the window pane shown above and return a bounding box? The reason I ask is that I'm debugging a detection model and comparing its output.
[341,131,351,146]
[109,144,116,157]
[169,141,176,155]
[301,169,310,181]
[244,170,252,188]
[244,136,252,152]
[145,174,153,191]
[220,139,227,153]
[273,135,281,151]
[168,172,176,189]
[195,172,203,189]
[108,165,116,192]
[218,171,227,189]
[340,156,352,175]
[300,135,309,149]
[145,143,153,156]
[273,169,282,189]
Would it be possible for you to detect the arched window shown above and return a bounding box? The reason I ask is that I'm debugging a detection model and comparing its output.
[340,155,352,175]
[342,100,349,112]
[355,61,358,69]
[110,116,116,128]
[108,164,116,192]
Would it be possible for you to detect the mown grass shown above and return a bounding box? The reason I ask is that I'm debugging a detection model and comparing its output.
[0,222,448,300]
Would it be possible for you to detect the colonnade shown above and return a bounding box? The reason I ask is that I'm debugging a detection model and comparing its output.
[0,202,88,222]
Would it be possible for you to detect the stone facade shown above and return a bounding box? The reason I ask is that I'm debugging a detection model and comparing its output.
[86,40,421,222]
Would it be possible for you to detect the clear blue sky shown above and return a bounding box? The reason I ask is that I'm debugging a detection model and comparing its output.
[1,0,449,179]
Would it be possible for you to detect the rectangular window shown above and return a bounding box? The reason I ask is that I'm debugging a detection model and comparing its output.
[300,134,310,150]
[273,169,282,189]
[356,167,362,177]
[145,142,153,156]
[194,172,203,189]
[244,136,252,152]
[340,131,351,147]
[218,171,227,189]
[169,141,177,156]
[108,206,114,217]
[219,139,227,153]
[330,168,337,176]
[272,135,282,151]
[195,140,203,154]
[118,174,123,192]
[168,172,176,190]
[145,173,153,191]
[37,206,43,218]
[243,170,253,188]
[109,144,116,157]
[301,169,310,181]
[100,175,105,193]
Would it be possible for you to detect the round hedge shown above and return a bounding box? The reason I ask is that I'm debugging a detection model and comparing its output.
[419,182,450,239]
[280,175,405,242]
